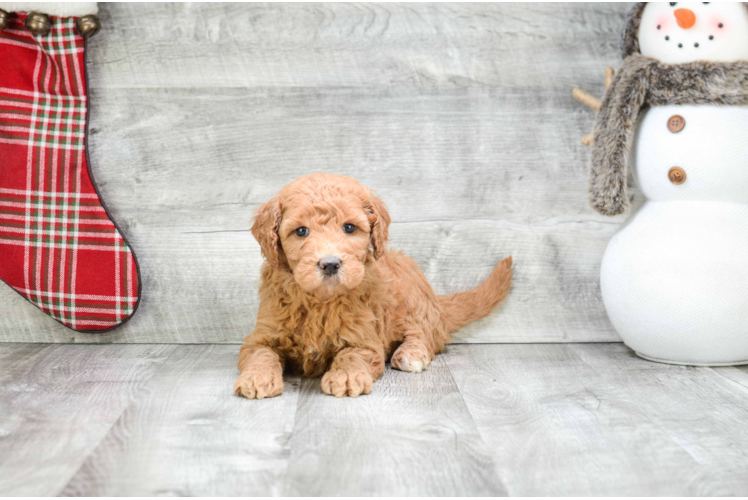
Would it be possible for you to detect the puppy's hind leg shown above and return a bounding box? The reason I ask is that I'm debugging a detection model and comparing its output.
[391,325,436,373]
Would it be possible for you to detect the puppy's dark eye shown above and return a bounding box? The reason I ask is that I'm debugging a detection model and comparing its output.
[295,227,309,237]
[343,223,356,234]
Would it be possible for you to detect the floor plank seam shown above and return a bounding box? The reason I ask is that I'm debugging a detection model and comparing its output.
[55,345,179,496]
[441,348,509,495]
[712,368,748,393]
[568,345,719,479]
[277,377,304,496]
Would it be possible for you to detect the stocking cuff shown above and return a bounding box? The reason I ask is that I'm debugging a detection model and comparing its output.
[0,2,97,17]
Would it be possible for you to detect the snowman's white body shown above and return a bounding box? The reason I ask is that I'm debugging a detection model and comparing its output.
[601,105,748,365]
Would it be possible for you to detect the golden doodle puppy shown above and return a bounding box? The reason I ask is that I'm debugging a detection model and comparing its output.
[235,173,512,399]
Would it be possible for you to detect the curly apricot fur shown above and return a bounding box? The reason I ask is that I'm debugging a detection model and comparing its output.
[235,173,512,398]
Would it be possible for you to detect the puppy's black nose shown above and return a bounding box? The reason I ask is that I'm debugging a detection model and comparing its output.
[319,256,341,276]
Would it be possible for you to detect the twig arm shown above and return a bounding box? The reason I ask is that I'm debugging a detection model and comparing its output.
[574,67,614,146]
[604,67,615,89]
[572,88,601,110]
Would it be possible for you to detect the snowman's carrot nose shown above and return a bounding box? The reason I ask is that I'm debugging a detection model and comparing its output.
[674,8,696,29]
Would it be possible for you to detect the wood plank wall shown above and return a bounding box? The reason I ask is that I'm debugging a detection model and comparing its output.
[0,3,638,343]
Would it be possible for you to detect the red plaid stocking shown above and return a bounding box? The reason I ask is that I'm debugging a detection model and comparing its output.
[0,9,141,332]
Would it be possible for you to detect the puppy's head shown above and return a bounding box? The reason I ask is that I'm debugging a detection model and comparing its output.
[251,173,390,297]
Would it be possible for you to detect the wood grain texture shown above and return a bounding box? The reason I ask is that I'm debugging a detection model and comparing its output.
[61,345,301,496]
[445,343,748,496]
[0,3,638,343]
[3,343,748,495]
[88,3,630,90]
[0,344,174,496]
[283,355,505,496]
[570,344,748,497]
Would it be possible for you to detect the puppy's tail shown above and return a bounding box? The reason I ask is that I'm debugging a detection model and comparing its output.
[438,256,512,334]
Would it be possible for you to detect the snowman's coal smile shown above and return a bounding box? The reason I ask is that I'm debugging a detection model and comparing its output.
[650,4,732,56]
[637,2,748,64]
[668,20,723,47]
[662,34,716,49]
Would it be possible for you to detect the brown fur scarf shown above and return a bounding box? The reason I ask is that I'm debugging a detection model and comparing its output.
[589,54,748,215]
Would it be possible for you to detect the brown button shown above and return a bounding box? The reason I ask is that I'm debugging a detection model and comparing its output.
[667,115,686,133]
[668,167,686,185]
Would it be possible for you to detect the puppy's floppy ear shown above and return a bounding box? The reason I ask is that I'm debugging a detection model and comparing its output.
[364,191,390,260]
[251,197,284,267]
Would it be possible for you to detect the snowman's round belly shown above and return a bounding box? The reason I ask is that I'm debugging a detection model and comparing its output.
[631,105,748,203]
[601,201,748,365]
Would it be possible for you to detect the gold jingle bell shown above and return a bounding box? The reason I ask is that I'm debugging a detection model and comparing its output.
[26,12,51,36]
[0,9,10,31]
[76,15,101,39]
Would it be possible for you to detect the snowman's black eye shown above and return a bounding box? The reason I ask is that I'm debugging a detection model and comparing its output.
[670,2,677,6]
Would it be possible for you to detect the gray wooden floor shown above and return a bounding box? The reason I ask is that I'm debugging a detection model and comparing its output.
[2,343,748,496]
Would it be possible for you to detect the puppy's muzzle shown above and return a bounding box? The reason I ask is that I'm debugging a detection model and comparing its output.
[319,256,341,276]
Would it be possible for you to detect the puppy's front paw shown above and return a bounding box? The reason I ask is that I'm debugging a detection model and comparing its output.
[321,368,373,398]
[391,344,432,373]
[234,368,283,400]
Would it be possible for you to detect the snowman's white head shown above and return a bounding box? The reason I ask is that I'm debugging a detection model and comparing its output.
[637,2,748,63]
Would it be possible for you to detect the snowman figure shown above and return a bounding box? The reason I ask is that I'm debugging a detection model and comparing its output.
[582,2,748,365]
